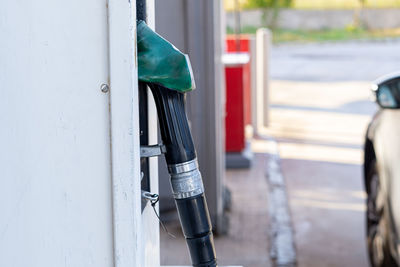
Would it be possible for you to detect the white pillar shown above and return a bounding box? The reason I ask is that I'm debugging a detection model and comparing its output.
[249,35,257,135]
[256,28,272,131]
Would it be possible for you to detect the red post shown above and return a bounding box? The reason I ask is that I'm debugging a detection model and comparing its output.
[226,36,252,126]
[223,52,252,168]
[225,65,245,152]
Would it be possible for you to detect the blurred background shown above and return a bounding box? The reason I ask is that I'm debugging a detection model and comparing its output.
[157,1,400,267]
[2,0,400,266]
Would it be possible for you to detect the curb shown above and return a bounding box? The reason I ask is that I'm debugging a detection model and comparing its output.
[261,136,297,267]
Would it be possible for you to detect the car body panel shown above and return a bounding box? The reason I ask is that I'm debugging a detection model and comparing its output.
[366,108,400,264]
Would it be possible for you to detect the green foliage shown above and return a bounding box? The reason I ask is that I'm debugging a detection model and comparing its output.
[226,26,400,43]
[244,0,292,9]
[243,0,293,29]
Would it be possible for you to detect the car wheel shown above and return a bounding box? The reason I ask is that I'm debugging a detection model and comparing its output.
[366,159,397,267]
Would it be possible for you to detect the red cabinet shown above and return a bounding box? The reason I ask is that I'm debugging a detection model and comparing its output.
[225,63,246,152]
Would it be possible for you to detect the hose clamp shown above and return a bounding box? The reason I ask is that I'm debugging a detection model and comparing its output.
[168,159,204,199]
[168,159,198,174]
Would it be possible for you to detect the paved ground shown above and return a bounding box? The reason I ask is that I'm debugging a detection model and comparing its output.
[264,40,400,267]
[160,40,400,267]
[271,40,400,82]
[160,155,271,267]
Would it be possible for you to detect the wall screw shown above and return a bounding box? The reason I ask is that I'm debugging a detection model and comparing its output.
[101,83,110,93]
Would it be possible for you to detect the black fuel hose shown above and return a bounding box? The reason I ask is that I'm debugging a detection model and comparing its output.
[147,82,218,267]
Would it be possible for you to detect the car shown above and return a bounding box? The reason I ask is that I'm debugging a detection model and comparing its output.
[364,72,400,267]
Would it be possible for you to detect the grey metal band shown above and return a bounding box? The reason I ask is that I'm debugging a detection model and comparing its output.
[168,159,204,199]
[168,159,198,174]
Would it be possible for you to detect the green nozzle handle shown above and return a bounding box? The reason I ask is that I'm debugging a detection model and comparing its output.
[137,21,195,92]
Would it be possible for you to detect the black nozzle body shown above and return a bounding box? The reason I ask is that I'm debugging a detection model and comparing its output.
[148,83,196,165]
[146,83,217,267]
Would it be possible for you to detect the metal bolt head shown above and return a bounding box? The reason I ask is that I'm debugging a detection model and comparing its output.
[101,83,109,93]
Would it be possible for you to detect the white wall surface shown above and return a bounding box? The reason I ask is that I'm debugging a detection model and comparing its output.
[0,0,140,266]
[140,1,161,267]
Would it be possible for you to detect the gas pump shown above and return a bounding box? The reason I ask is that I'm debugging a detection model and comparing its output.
[137,21,218,267]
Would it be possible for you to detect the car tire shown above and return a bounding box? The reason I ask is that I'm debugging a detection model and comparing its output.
[366,159,397,267]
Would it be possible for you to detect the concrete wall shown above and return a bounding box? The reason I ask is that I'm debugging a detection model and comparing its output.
[227,8,400,30]
[155,0,227,233]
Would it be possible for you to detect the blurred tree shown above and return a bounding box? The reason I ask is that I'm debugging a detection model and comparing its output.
[352,0,366,29]
[244,0,292,29]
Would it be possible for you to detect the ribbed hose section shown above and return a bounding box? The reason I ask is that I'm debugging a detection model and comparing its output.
[147,83,217,267]
[148,83,196,165]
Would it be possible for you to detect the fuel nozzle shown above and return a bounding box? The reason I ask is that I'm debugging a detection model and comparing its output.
[137,21,217,267]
